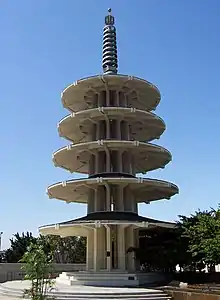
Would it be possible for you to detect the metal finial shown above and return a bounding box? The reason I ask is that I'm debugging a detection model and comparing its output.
[105,8,114,25]
[102,9,118,74]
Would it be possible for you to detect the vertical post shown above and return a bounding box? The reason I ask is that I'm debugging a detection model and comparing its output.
[130,153,134,175]
[105,183,111,211]
[97,93,101,107]
[116,119,121,139]
[93,228,98,271]
[106,225,112,271]
[135,229,140,271]
[86,230,94,271]
[96,121,100,140]
[117,151,122,172]
[117,185,124,211]
[116,91,120,106]
[127,226,136,271]
[106,90,110,106]
[94,189,98,212]
[117,226,126,270]
[127,124,130,140]
[106,118,110,139]
[106,149,111,172]
[95,153,99,173]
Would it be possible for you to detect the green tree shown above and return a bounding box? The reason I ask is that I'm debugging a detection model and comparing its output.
[20,241,54,300]
[181,208,220,272]
[39,235,86,263]
[5,232,37,263]
[138,228,186,272]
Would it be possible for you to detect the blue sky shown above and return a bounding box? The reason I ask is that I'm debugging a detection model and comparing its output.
[1,0,220,249]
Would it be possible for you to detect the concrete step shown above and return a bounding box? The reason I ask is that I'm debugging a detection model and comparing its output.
[0,283,171,300]
[57,271,164,287]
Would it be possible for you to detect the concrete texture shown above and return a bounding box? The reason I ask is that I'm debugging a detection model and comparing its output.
[0,280,171,299]
[165,289,220,300]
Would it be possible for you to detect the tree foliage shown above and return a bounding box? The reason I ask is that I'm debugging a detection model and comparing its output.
[5,232,37,263]
[39,235,86,263]
[20,242,54,300]
[179,208,220,271]
[138,205,220,273]
[4,232,86,264]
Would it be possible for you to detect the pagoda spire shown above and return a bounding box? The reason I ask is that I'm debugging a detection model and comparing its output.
[102,8,118,74]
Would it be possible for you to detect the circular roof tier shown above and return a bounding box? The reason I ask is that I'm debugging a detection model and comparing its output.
[61,74,161,112]
[52,140,171,174]
[58,107,165,143]
[47,177,178,204]
[39,212,175,236]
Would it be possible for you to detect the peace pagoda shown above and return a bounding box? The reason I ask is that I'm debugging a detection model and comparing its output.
[39,9,179,287]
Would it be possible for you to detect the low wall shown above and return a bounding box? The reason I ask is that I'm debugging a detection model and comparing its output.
[0,263,86,283]
[165,289,220,300]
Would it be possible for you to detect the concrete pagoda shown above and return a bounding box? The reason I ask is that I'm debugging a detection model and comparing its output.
[39,9,179,287]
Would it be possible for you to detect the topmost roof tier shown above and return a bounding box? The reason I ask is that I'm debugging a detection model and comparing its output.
[61,74,161,112]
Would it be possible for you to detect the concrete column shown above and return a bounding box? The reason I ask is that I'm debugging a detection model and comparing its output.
[117,151,122,172]
[133,200,138,213]
[105,184,111,211]
[95,153,99,173]
[135,229,140,271]
[126,226,136,271]
[127,124,131,140]
[116,186,124,211]
[106,226,112,271]
[88,154,94,176]
[87,190,94,214]
[130,155,135,175]
[96,122,100,140]
[106,119,110,139]
[116,91,120,106]
[129,153,133,174]
[123,152,131,174]
[106,149,110,172]
[94,189,98,212]
[93,228,98,271]
[93,226,106,271]
[121,121,129,140]
[124,94,128,107]
[86,230,94,271]
[97,186,106,211]
[98,226,106,270]
[116,119,121,139]
[97,93,101,107]
[117,226,126,271]
[106,90,110,106]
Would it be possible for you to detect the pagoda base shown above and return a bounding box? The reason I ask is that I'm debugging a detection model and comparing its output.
[56,271,168,287]
[0,280,171,300]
